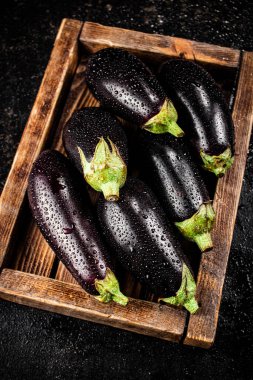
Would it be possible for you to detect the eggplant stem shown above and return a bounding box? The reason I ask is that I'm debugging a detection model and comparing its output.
[101,181,119,201]
[175,203,215,252]
[78,138,127,201]
[200,147,234,177]
[143,98,184,137]
[95,268,128,306]
[159,263,199,314]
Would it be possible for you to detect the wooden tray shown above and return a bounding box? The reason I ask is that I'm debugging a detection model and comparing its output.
[0,19,253,349]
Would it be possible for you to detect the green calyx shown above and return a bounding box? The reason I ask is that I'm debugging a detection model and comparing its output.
[95,268,129,306]
[175,203,215,252]
[143,98,184,137]
[200,147,234,177]
[159,263,199,314]
[78,137,127,201]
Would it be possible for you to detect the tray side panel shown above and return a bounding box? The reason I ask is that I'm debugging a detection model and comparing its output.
[80,22,240,68]
[0,19,83,268]
[184,52,253,349]
[0,269,187,343]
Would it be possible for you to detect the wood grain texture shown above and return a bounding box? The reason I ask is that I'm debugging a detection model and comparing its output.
[184,52,253,349]
[80,22,240,68]
[0,18,83,268]
[55,262,79,285]
[13,226,55,277]
[0,269,187,342]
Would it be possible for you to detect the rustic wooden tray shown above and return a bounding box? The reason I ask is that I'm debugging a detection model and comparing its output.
[0,19,253,348]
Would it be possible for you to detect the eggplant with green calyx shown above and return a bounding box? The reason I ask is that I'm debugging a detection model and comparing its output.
[85,48,184,137]
[137,130,215,252]
[159,59,234,176]
[28,150,128,306]
[63,107,128,201]
[97,178,199,314]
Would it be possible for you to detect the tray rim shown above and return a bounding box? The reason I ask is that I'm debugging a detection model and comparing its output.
[80,21,241,68]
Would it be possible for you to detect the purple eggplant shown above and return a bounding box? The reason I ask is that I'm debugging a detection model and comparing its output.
[137,130,215,252]
[97,178,199,314]
[63,108,128,201]
[85,48,184,137]
[159,59,234,176]
[28,150,128,306]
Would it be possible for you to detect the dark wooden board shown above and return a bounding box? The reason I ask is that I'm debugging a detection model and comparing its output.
[80,22,240,68]
[0,269,186,343]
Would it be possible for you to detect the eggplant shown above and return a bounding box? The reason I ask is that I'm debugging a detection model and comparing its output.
[28,150,128,306]
[97,178,199,314]
[85,48,184,137]
[159,59,234,176]
[63,107,128,201]
[137,130,215,252]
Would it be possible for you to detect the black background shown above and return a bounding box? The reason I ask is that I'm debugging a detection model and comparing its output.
[1,1,253,379]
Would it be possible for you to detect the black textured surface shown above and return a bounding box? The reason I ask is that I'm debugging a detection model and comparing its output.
[0,1,253,379]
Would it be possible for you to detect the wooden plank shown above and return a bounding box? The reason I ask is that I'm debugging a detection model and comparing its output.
[184,52,253,349]
[0,18,83,268]
[56,262,78,285]
[0,269,187,342]
[80,22,240,68]
[14,227,55,277]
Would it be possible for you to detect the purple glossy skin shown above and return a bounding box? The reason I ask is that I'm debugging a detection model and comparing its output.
[28,150,111,295]
[86,48,166,126]
[137,130,210,222]
[159,59,234,156]
[97,178,191,297]
[63,107,128,173]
